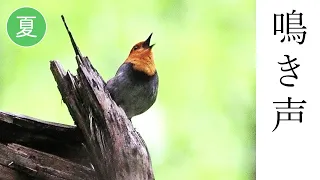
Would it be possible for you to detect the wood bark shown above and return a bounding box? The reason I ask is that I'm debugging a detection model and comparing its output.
[0,15,154,180]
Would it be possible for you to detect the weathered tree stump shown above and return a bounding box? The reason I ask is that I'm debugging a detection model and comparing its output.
[0,15,154,180]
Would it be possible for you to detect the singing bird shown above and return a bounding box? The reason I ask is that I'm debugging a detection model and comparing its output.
[105,33,159,120]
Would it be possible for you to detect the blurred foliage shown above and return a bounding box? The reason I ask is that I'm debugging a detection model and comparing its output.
[0,0,255,179]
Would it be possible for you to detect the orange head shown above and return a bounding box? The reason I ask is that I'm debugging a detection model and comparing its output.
[125,33,156,76]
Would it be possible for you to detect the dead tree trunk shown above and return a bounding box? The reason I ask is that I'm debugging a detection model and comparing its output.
[0,15,154,180]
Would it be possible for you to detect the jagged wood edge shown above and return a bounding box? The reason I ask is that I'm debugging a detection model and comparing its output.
[50,55,154,180]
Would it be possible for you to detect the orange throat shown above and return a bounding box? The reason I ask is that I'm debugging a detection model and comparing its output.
[125,55,156,76]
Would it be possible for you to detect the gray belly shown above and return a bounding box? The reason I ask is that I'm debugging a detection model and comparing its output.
[105,64,158,119]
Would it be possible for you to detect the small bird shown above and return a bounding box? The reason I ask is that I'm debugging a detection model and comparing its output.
[105,33,159,120]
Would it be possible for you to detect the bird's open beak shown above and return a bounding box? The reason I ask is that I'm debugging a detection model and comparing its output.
[143,33,155,49]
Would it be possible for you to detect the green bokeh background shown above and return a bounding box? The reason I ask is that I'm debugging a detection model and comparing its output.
[0,0,255,179]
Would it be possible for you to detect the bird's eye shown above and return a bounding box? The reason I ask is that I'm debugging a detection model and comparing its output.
[133,46,138,50]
